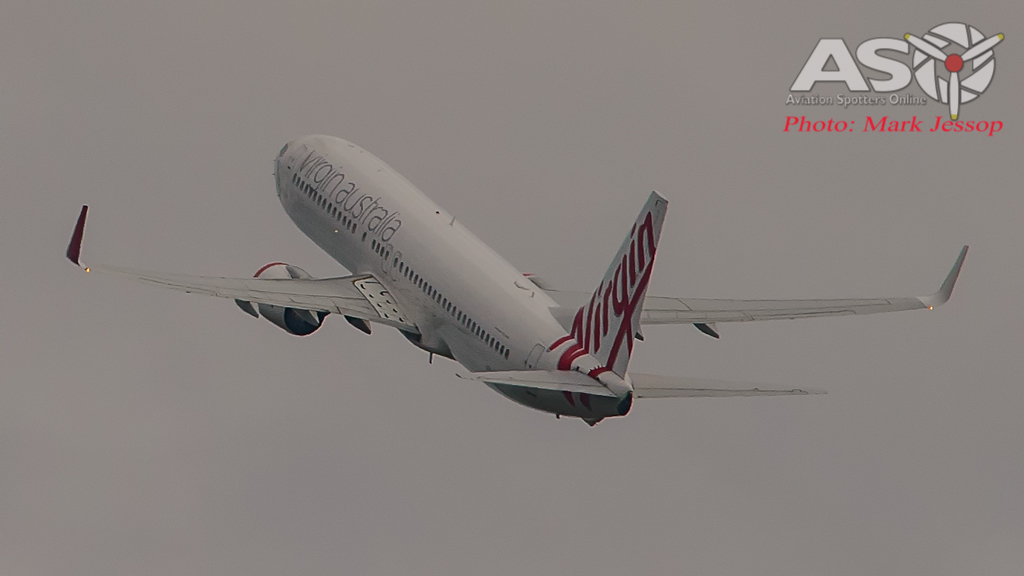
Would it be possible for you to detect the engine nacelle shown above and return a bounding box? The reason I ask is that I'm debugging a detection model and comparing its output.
[235,262,326,336]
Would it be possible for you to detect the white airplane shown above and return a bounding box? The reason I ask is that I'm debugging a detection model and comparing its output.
[66,135,968,425]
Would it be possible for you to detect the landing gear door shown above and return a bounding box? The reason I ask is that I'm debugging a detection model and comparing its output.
[526,343,545,369]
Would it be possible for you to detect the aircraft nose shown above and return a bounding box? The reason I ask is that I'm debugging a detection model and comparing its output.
[274,140,299,199]
[275,138,304,174]
[277,139,300,161]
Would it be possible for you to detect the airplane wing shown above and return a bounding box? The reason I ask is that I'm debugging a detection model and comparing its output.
[65,206,418,331]
[629,373,823,398]
[546,246,967,336]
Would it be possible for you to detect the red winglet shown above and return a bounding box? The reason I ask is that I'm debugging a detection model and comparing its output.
[66,205,88,266]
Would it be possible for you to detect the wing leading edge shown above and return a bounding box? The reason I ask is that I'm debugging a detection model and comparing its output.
[65,205,418,332]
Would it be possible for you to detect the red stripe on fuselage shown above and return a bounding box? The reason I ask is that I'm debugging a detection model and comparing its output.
[562,391,576,407]
[254,262,288,277]
[579,393,591,410]
[557,343,583,371]
[549,334,574,351]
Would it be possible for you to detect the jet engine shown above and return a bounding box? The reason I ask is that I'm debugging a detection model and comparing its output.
[235,262,326,336]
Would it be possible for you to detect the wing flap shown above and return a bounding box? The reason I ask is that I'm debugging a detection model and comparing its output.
[630,373,824,398]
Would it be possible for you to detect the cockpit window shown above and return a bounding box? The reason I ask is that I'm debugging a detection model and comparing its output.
[278,143,289,158]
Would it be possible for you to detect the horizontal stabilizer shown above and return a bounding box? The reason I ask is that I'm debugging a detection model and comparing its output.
[457,370,618,397]
[630,373,824,398]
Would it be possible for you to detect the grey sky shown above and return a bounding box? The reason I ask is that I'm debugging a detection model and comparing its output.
[2,1,1023,575]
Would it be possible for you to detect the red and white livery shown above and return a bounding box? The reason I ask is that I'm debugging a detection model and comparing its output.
[66,135,968,425]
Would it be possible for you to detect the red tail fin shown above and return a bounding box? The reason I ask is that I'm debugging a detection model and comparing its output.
[553,192,667,377]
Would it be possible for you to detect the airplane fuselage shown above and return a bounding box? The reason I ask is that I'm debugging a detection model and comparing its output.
[275,135,630,419]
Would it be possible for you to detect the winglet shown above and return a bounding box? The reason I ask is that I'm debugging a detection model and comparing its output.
[919,245,968,308]
[66,205,89,268]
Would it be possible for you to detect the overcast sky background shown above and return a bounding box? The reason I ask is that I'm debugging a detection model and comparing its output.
[2,2,1023,575]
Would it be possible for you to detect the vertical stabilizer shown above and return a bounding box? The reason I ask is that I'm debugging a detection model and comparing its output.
[551,192,667,378]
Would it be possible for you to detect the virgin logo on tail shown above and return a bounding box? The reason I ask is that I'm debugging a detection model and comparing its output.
[550,192,667,378]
